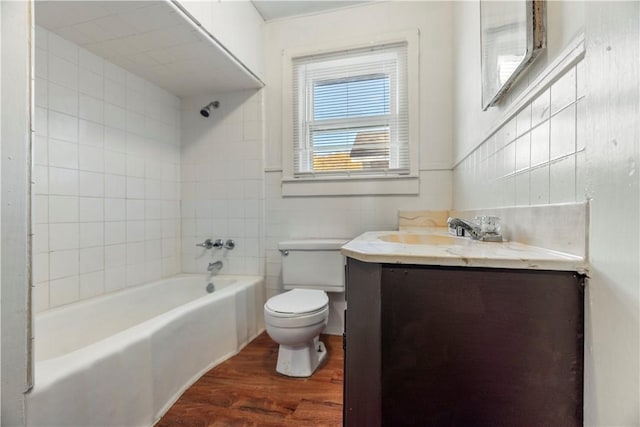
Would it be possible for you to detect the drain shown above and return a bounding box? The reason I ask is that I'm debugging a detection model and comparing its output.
[206,282,215,293]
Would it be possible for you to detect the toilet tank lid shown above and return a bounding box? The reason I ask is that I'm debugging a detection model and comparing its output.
[278,239,349,251]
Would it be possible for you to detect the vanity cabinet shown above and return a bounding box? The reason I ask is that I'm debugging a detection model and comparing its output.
[343,258,584,427]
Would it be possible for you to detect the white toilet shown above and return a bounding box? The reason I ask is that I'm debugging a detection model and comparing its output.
[264,239,347,377]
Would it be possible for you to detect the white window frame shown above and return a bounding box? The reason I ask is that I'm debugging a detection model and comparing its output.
[281,30,420,197]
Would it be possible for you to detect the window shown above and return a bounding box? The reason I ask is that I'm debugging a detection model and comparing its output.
[282,31,419,196]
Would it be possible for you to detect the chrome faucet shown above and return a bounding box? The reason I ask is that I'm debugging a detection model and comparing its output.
[208,260,223,273]
[196,239,224,249]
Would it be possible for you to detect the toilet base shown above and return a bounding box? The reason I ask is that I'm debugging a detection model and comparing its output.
[276,336,327,377]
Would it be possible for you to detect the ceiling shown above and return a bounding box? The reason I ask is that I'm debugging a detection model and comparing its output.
[35,1,263,97]
[251,1,369,21]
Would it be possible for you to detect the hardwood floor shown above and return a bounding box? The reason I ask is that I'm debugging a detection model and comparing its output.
[157,332,344,427]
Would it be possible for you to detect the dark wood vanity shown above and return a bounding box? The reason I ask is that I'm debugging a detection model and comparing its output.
[343,258,585,427]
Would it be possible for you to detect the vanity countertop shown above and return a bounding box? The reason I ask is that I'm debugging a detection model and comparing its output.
[341,228,587,273]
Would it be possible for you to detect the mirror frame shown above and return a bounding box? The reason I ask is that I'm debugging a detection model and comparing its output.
[480,0,546,110]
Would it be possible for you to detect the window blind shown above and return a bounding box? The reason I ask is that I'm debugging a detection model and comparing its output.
[292,42,409,177]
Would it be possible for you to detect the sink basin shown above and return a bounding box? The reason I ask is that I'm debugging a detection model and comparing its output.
[378,233,463,245]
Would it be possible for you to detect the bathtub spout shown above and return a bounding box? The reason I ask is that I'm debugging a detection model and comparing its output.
[208,261,223,273]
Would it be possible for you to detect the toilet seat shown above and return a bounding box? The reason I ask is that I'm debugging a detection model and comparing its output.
[265,289,328,317]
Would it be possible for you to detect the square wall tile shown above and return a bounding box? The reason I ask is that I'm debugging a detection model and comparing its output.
[79,271,105,299]
[48,82,78,116]
[79,94,104,123]
[33,165,49,195]
[79,145,105,173]
[105,79,126,107]
[49,196,79,223]
[105,175,127,198]
[576,99,586,152]
[515,134,530,173]
[79,120,104,147]
[35,78,48,108]
[79,222,104,248]
[49,139,78,170]
[576,150,587,202]
[550,155,576,204]
[80,197,104,222]
[530,120,550,167]
[502,142,516,177]
[34,135,49,166]
[49,223,79,251]
[576,60,585,99]
[515,172,530,206]
[50,249,79,279]
[79,246,104,274]
[50,276,80,307]
[105,198,126,221]
[79,68,103,99]
[33,195,49,224]
[35,48,48,79]
[550,104,576,161]
[550,66,576,115]
[79,171,104,197]
[530,165,550,205]
[531,88,550,128]
[49,111,78,143]
[516,104,531,138]
[103,219,125,243]
[48,55,78,90]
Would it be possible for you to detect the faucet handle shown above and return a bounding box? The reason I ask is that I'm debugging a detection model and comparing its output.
[196,238,224,249]
[224,239,235,250]
[196,238,214,249]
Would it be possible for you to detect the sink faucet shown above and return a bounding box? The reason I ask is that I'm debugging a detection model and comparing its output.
[208,260,223,273]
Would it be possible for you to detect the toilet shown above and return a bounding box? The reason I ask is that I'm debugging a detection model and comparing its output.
[264,239,347,377]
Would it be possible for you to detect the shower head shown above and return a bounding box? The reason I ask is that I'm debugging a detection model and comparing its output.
[200,101,220,117]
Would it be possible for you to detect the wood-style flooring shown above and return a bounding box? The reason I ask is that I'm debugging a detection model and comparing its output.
[157,332,344,427]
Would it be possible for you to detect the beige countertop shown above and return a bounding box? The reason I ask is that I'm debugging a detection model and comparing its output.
[341,228,587,273]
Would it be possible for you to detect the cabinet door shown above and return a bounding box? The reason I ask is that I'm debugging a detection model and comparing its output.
[381,266,584,427]
[344,259,382,426]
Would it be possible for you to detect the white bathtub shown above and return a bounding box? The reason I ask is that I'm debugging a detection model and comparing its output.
[26,274,265,427]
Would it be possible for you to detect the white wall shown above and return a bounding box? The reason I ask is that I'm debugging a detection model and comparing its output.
[180,90,265,277]
[32,27,182,312]
[263,1,454,333]
[451,2,640,425]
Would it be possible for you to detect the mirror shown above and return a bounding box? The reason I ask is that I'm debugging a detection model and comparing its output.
[480,0,545,110]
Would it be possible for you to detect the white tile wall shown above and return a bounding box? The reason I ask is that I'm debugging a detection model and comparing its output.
[32,27,181,312]
[454,59,586,209]
[180,91,265,278]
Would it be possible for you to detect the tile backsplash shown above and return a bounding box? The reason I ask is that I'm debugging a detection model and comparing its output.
[32,27,182,312]
[454,59,586,210]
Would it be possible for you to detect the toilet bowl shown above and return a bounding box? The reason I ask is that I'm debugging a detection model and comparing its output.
[264,239,347,378]
[264,289,329,377]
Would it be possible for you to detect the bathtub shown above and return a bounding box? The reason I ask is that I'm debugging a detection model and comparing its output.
[26,274,265,427]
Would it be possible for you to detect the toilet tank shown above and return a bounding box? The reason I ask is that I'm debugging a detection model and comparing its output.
[279,239,348,292]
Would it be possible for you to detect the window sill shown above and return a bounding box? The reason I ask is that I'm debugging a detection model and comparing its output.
[281,175,419,197]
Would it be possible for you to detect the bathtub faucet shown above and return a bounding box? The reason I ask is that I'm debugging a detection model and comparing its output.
[197,239,224,249]
[208,260,223,273]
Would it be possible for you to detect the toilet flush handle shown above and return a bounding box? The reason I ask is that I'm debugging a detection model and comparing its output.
[279,249,289,256]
